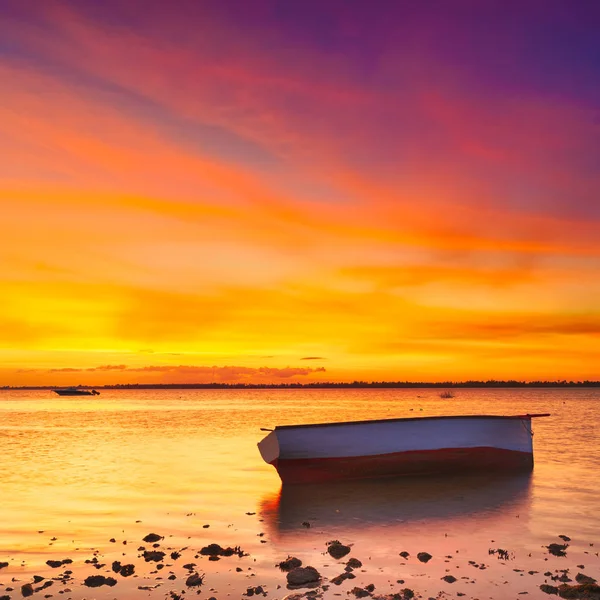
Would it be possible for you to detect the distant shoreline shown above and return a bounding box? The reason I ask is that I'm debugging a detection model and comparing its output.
[3,380,600,390]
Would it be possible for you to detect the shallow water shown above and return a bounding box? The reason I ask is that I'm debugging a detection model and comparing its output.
[0,388,599,599]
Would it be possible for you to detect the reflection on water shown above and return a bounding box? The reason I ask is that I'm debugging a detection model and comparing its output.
[260,471,532,534]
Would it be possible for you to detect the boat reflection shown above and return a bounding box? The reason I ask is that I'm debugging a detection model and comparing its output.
[260,471,532,535]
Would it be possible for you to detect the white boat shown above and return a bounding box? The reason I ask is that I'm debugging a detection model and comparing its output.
[53,388,100,396]
[258,414,550,484]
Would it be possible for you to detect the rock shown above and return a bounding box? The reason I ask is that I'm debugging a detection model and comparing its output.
[0,562,8,569]
[286,566,321,586]
[143,533,163,543]
[21,584,34,597]
[120,564,135,577]
[83,576,117,588]
[278,557,302,571]
[575,573,597,585]
[302,522,311,528]
[327,541,351,560]
[331,572,355,585]
[540,584,559,595]
[556,583,600,598]
[347,558,363,568]
[417,552,432,563]
[186,573,204,587]
[112,561,122,573]
[547,544,568,557]
[171,551,181,560]
[399,552,410,559]
[45,560,63,568]
[559,535,571,542]
[143,550,165,562]
[32,576,44,583]
[200,543,241,556]
[351,587,371,597]
[365,584,375,592]
[441,575,457,583]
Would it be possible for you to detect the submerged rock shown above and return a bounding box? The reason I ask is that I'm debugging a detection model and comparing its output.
[143,550,166,562]
[286,566,321,586]
[200,543,245,557]
[557,583,600,598]
[83,576,117,588]
[547,544,569,557]
[185,573,204,587]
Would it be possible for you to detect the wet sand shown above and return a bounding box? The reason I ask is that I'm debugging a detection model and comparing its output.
[1,503,599,600]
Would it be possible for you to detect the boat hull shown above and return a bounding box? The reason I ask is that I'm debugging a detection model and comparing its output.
[271,446,533,484]
[258,414,547,484]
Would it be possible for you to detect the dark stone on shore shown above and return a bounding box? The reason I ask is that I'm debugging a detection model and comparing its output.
[185,573,204,587]
[0,594,10,600]
[278,556,302,571]
[21,584,34,597]
[84,575,117,588]
[331,572,355,585]
[245,585,265,596]
[540,584,559,595]
[575,573,597,585]
[143,533,163,543]
[183,563,196,570]
[547,544,568,557]
[45,560,63,568]
[200,543,244,557]
[120,564,135,577]
[441,575,457,583]
[327,541,351,560]
[559,535,571,542]
[417,552,432,563]
[552,583,600,598]
[0,562,8,569]
[143,550,165,562]
[208,556,220,561]
[171,551,181,560]
[32,576,44,583]
[168,574,176,580]
[347,558,362,568]
[112,561,121,573]
[351,587,371,597]
[401,590,415,599]
[399,552,409,559]
[286,566,321,586]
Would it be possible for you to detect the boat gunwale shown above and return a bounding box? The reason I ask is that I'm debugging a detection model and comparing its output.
[273,413,550,431]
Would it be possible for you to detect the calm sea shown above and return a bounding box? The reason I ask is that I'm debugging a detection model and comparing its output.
[0,388,598,599]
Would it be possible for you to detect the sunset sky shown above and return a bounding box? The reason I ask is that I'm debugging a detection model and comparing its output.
[2,1,599,386]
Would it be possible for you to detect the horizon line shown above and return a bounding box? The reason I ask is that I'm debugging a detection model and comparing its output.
[3,379,600,390]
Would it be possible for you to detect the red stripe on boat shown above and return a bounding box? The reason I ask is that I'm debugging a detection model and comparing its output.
[272,446,533,484]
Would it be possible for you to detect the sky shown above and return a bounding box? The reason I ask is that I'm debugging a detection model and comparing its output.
[1,0,599,386]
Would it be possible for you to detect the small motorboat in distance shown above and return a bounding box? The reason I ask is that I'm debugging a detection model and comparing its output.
[53,388,100,396]
[258,413,550,484]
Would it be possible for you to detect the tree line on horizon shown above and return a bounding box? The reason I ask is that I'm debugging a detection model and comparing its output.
[4,379,600,390]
